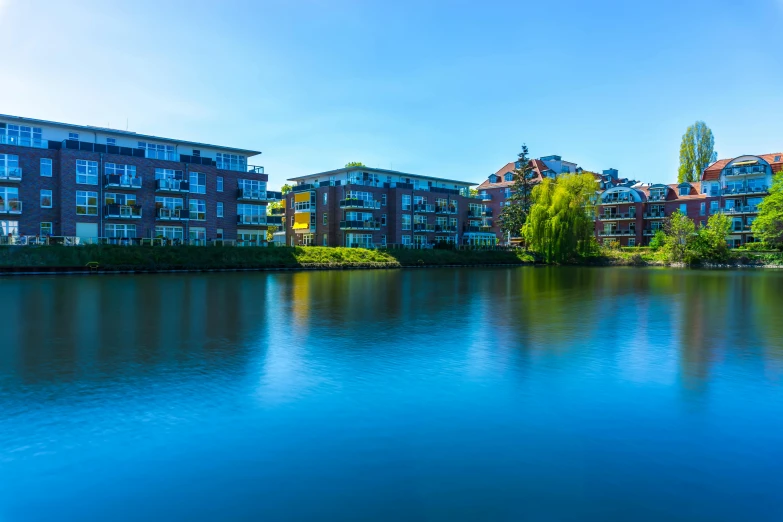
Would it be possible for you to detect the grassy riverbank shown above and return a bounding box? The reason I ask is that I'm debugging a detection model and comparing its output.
[584,247,783,268]
[0,245,535,272]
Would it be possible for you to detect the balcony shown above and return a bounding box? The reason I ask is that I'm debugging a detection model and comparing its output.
[463,225,492,233]
[0,134,48,149]
[413,223,436,232]
[269,207,286,215]
[156,207,187,220]
[340,220,381,231]
[599,230,636,237]
[0,167,22,182]
[0,200,22,214]
[237,188,280,202]
[643,212,666,219]
[435,225,457,233]
[647,193,667,202]
[721,205,759,215]
[339,198,380,210]
[480,193,492,201]
[722,186,768,196]
[435,205,457,214]
[599,213,636,221]
[155,179,190,193]
[414,204,435,213]
[237,214,268,226]
[266,215,283,226]
[467,209,491,218]
[600,197,633,205]
[104,204,142,219]
[105,174,142,189]
[724,165,767,176]
[291,183,316,192]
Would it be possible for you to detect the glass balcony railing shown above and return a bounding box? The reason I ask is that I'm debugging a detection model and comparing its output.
[0,200,22,214]
[413,204,435,213]
[155,179,190,192]
[340,220,381,230]
[0,167,22,182]
[413,223,436,232]
[0,134,47,149]
[237,214,267,225]
[105,174,142,189]
[339,198,380,209]
[104,204,142,219]
[156,207,187,220]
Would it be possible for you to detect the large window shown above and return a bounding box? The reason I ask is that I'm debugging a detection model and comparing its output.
[189,199,206,220]
[155,226,184,240]
[238,178,266,198]
[346,233,373,248]
[155,197,184,210]
[0,123,43,147]
[0,154,20,179]
[40,158,52,177]
[105,193,136,205]
[154,168,184,180]
[190,172,206,194]
[238,204,265,221]
[76,191,98,215]
[40,189,52,208]
[76,160,98,185]
[216,152,246,172]
[189,227,207,246]
[237,230,264,246]
[106,163,137,178]
[105,224,136,238]
[139,141,175,160]
[0,187,20,212]
[0,220,19,236]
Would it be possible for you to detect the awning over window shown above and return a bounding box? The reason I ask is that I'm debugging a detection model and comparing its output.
[732,160,758,167]
[294,192,310,203]
[293,213,310,229]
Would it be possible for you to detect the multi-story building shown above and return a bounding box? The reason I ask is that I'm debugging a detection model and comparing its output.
[0,114,281,245]
[701,153,782,247]
[283,166,492,248]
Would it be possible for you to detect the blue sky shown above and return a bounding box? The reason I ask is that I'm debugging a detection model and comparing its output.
[1,0,781,187]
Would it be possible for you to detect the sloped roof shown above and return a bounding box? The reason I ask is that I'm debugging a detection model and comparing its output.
[476,159,550,189]
[702,153,783,181]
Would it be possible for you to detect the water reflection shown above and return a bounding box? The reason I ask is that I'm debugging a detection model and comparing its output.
[2,268,783,521]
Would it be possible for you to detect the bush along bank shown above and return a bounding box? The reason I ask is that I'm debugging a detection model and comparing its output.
[0,245,535,273]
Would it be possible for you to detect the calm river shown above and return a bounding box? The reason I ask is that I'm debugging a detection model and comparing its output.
[2,268,783,521]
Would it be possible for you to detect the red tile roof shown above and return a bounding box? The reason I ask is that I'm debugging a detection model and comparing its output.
[476,159,548,189]
[701,153,783,181]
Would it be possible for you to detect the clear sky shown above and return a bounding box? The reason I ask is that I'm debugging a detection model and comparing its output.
[1,0,781,188]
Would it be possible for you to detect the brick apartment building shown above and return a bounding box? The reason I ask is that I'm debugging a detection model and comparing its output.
[0,114,281,245]
[594,153,782,247]
[282,166,495,248]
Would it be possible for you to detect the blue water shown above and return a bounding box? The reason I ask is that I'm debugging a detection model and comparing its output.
[1,268,783,521]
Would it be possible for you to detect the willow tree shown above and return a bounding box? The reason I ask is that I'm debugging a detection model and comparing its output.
[523,173,597,263]
[678,121,715,182]
[752,169,783,247]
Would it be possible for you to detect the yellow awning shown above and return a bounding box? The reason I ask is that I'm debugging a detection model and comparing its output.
[294,191,310,203]
[732,160,758,166]
[293,213,310,229]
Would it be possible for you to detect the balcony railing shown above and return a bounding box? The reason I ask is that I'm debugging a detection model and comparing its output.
[435,205,457,214]
[722,186,768,195]
[435,225,457,233]
[339,198,380,209]
[237,214,267,225]
[0,167,22,182]
[480,193,492,201]
[463,225,492,233]
[413,223,436,232]
[599,230,636,236]
[724,165,767,176]
[144,150,178,161]
[269,207,286,215]
[105,174,142,189]
[155,179,190,192]
[291,184,316,192]
[247,165,265,174]
[643,211,666,219]
[643,229,664,236]
[104,204,142,219]
[0,200,22,214]
[414,204,435,213]
[156,207,187,220]
[467,209,491,218]
[721,205,759,214]
[647,193,667,202]
[0,135,48,149]
[237,188,278,201]
[340,220,381,230]
[266,215,283,226]
[600,213,636,221]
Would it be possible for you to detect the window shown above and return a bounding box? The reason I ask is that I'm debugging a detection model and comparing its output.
[217,176,224,192]
[189,199,206,220]
[106,137,116,146]
[192,149,201,157]
[40,222,52,236]
[381,194,387,206]
[216,229,224,239]
[237,204,265,224]
[402,194,411,211]
[68,132,79,141]
[679,186,690,196]
[1,124,43,147]
[776,156,781,162]
[0,220,19,236]
[104,193,136,205]
[302,233,315,246]
[402,235,411,246]
[40,158,52,177]
[381,214,387,226]
[0,154,20,180]
[139,141,175,161]
[217,202,224,218]
[76,190,98,215]
[381,234,387,246]
[215,152,246,172]
[155,226,184,240]
[105,224,136,238]
[155,197,184,215]
[323,213,328,225]
[628,238,636,247]
[76,160,98,185]
[189,172,206,194]
[402,214,411,230]
[0,187,20,213]
[189,227,207,246]
[323,233,328,246]
[238,179,267,199]
[679,204,687,214]
[700,202,705,216]
[40,189,52,208]
[710,201,718,213]
[323,192,328,205]
[504,173,513,182]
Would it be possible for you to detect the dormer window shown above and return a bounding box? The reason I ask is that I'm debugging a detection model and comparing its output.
[504,173,513,182]
[776,156,781,162]
[679,186,690,196]
[489,175,499,183]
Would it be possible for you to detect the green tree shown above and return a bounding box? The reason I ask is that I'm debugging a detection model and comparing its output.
[649,230,666,250]
[678,121,715,182]
[345,162,365,168]
[523,173,597,263]
[662,211,696,263]
[498,145,535,241]
[752,170,783,248]
[469,187,479,198]
[281,184,292,195]
[694,212,731,261]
